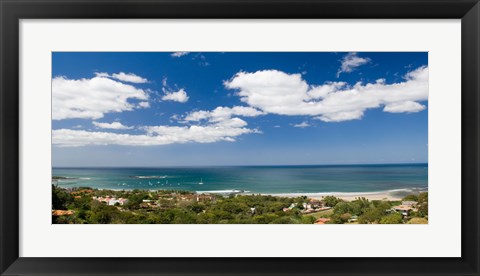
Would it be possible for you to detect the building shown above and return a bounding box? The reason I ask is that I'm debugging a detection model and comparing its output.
[52,210,74,216]
[392,205,416,216]
[348,215,358,223]
[93,196,128,206]
[308,199,323,208]
[314,218,331,224]
[196,194,216,202]
[118,198,128,205]
[71,189,93,195]
[108,198,128,206]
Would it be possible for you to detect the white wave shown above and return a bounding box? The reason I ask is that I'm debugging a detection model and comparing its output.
[263,188,425,198]
[132,175,168,179]
[196,189,245,194]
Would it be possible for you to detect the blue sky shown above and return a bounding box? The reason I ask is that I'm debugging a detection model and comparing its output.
[52,52,428,167]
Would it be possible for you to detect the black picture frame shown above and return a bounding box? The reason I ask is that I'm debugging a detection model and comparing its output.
[1,0,479,275]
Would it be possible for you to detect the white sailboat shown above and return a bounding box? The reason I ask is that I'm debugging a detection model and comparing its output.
[198,178,204,185]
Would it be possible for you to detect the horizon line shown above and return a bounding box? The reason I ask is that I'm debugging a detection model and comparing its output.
[52,162,428,169]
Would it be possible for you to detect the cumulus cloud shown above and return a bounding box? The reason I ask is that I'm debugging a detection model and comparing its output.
[52,76,149,120]
[293,122,310,128]
[95,72,148,83]
[383,101,426,113]
[92,121,133,130]
[53,117,259,147]
[162,89,189,103]
[53,62,428,147]
[171,52,189,57]
[315,110,364,123]
[337,52,371,77]
[308,82,347,99]
[138,101,150,108]
[224,66,428,122]
[184,106,264,123]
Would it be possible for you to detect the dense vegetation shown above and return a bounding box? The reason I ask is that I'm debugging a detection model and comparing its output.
[52,185,428,224]
[325,192,428,224]
[52,185,315,224]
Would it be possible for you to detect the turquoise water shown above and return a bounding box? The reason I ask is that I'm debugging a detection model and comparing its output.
[52,164,428,194]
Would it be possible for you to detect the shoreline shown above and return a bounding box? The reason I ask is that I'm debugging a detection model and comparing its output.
[263,188,426,201]
[57,184,425,201]
[264,191,405,201]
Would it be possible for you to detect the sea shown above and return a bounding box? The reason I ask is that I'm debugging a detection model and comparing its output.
[52,164,428,196]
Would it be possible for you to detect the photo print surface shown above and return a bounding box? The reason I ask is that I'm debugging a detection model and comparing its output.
[52,52,428,224]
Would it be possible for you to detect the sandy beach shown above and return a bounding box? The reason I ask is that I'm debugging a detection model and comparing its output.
[265,189,418,201]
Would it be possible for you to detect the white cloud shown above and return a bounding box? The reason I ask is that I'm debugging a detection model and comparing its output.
[53,118,259,147]
[383,101,426,113]
[138,101,150,108]
[293,122,310,128]
[52,76,149,120]
[315,110,364,122]
[308,82,348,99]
[94,72,109,78]
[337,52,371,77]
[171,52,189,57]
[53,62,428,147]
[184,106,264,123]
[95,72,148,83]
[224,66,428,122]
[193,53,210,66]
[162,89,189,103]
[183,110,210,122]
[92,121,133,130]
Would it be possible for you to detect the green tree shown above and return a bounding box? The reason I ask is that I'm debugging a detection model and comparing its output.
[299,215,316,224]
[417,192,428,217]
[52,185,73,210]
[402,194,419,202]
[189,203,205,213]
[333,202,353,215]
[407,217,428,224]
[353,197,371,211]
[124,192,149,209]
[87,203,121,224]
[417,192,428,203]
[323,196,341,207]
[380,213,403,224]
[358,207,383,224]
[71,196,92,211]
[221,201,248,214]
[329,214,347,224]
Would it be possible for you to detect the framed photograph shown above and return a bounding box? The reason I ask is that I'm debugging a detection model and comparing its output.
[1,0,479,275]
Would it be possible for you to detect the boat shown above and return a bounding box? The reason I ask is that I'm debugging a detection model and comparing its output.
[198,178,204,185]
